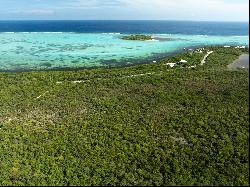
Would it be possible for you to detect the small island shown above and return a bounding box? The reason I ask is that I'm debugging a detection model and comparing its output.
[121,34,153,41]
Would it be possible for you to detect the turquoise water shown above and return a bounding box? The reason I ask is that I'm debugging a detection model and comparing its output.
[0,33,248,71]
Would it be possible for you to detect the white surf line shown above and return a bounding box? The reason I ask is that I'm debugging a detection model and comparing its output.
[36,91,49,99]
[201,51,214,65]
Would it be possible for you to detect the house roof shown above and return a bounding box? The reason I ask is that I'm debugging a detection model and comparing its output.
[179,59,188,63]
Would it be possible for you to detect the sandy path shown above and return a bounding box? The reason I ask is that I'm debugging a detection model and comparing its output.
[201,51,214,65]
[56,52,214,85]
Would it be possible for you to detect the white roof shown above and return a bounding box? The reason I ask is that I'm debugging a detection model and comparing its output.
[180,59,188,63]
[166,63,176,67]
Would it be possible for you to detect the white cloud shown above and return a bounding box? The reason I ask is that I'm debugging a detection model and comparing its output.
[63,0,126,9]
[118,0,249,21]
[0,0,249,21]
[59,0,249,21]
[10,9,54,15]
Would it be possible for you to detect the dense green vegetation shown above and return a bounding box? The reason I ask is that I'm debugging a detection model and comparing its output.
[0,46,249,186]
[121,34,153,41]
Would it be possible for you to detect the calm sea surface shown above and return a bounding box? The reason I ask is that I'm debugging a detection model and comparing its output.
[0,20,249,71]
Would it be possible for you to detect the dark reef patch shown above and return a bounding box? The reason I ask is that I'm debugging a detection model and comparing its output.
[40,62,53,67]
[71,60,79,64]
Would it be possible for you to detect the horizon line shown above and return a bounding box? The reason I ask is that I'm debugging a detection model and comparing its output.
[0,19,249,23]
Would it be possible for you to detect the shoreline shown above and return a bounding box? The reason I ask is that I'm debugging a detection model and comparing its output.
[0,47,186,73]
[0,44,249,186]
[1,44,247,73]
[228,53,249,69]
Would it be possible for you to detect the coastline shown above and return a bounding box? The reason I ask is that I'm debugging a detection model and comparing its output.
[0,46,187,73]
[0,44,248,73]
[0,45,249,186]
[0,31,248,72]
[228,53,249,69]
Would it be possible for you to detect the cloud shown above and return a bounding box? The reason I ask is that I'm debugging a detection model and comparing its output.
[0,0,248,21]
[59,0,249,21]
[61,0,126,9]
[118,0,249,21]
[10,9,54,15]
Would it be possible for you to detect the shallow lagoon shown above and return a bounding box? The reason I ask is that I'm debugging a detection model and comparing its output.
[0,32,249,71]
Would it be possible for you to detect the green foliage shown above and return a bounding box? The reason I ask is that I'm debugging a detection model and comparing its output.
[0,46,249,186]
[121,35,153,41]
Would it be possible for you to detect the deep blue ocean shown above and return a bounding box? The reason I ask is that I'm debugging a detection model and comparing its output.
[0,20,248,36]
[0,20,248,71]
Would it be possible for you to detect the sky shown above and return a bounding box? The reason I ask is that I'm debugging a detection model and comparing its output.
[0,0,249,22]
